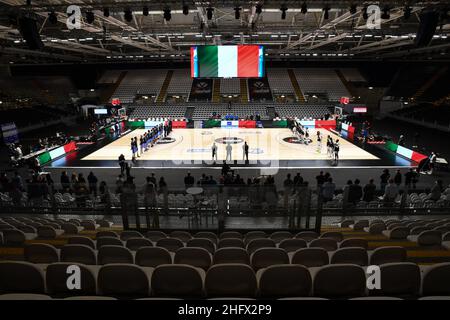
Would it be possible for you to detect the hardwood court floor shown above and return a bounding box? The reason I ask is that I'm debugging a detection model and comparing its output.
[82,128,379,161]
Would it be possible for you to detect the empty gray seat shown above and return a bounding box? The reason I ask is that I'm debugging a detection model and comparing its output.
[422,262,450,296]
[194,232,218,244]
[46,263,97,297]
[205,264,257,298]
[170,231,192,242]
[350,220,369,231]
[219,231,243,240]
[246,238,276,255]
[382,227,410,240]
[330,247,368,266]
[244,231,267,244]
[96,231,119,238]
[96,236,123,249]
[320,231,343,242]
[146,231,167,242]
[407,230,442,246]
[213,248,250,265]
[309,238,338,251]
[156,238,184,252]
[67,236,96,249]
[0,261,45,294]
[251,248,289,271]
[363,223,386,234]
[98,264,152,298]
[61,223,81,235]
[187,238,216,255]
[295,231,319,242]
[120,231,143,241]
[152,264,205,298]
[2,229,26,245]
[174,247,212,270]
[258,264,312,298]
[126,238,153,251]
[269,231,293,243]
[61,244,97,265]
[339,238,368,249]
[373,262,421,297]
[218,238,245,249]
[278,238,307,253]
[369,246,407,265]
[98,245,134,265]
[136,247,172,267]
[313,264,366,298]
[24,243,59,264]
[291,248,329,267]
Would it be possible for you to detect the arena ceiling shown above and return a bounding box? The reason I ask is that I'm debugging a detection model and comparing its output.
[0,0,449,65]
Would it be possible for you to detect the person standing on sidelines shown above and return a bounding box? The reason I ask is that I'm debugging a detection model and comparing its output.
[226,143,233,162]
[333,139,340,162]
[211,142,218,161]
[316,131,322,153]
[243,141,249,161]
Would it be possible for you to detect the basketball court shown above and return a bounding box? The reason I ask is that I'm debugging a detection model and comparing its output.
[82,128,379,162]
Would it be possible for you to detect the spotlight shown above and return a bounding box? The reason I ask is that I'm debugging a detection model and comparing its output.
[103,7,110,17]
[48,11,57,24]
[301,2,307,14]
[381,6,390,19]
[280,5,288,20]
[362,7,368,20]
[255,4,262,14]
[404,5,412,20]
[350,4,357,15]
[206,7,214,20]
[85,11,95,24]
[143,6,149,17]
[323,6,330,20]
[124,8,133,22]
[182,3,189,15]
[163,7,171,21]
[234,7,241,20]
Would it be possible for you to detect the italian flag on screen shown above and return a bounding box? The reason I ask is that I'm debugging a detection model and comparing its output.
[191,45,264,78]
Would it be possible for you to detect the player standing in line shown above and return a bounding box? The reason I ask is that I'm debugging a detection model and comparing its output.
[316,131,322,153]
[211,142,218,161]
[226,143,233,162]
[326,136,333,157]
[334,139,340,162]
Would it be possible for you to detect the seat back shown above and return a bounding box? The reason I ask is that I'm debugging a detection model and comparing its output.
[205,264,257,297]
[330,247,368,266]
[98,245,134,265]
[61,244,97,265]
[24,243,59,264]
[0,261,45,294]
[156,238,184,252]
[369,246,407,265]
[152,264,205,298]
[291,248,329,267]
[135,247,172,267]
[313,264,366,298]
[46,263,97,296]
[213,248,250,265]
[258,265,312,298]
[98,264,151,298]
[278,239,307,253]
[174,247,212,270]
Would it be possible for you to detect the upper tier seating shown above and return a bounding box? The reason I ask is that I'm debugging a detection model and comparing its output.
[220,78,240,95]
[129,105,187,119]
[267,69,295,94]
[166,69,192,96]
[294,68,350,102]
[112,70,167,104]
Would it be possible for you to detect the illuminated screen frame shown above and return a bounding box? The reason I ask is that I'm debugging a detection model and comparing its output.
[191,45,264,78]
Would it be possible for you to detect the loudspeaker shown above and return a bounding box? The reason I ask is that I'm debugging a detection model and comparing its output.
[18,16,44,50]
[415,11,439,47]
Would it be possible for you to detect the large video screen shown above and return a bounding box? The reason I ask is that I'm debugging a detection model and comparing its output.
[191,45,264,78]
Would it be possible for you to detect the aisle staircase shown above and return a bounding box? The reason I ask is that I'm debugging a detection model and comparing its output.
[240,79,249,103]
[156,70,173,103]
[101,71,127,103]
[412,66,448,102]
[212,79,221,103]
[335,69,356,100]
[287,69,306,102]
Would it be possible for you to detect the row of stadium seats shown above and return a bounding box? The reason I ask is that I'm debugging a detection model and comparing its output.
[0,260,449,299]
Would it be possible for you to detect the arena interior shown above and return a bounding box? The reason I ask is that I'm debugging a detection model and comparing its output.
[0,0,450,309]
